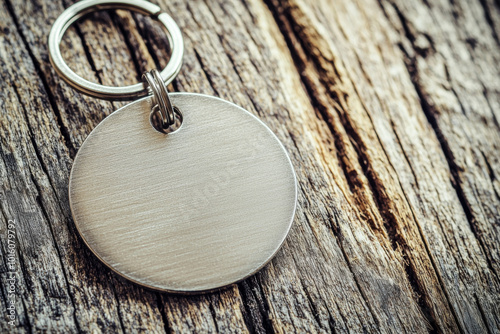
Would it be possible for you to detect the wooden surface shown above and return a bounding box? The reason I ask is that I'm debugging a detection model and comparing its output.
[0,0,499,332]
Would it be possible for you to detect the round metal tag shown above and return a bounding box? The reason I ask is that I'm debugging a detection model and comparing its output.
[69,93,297,292]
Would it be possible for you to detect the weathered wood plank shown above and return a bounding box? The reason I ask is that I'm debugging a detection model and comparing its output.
[265,0,458,331]
[265,0,500,332]
[382,0,500,330]
[0,0,499,332]
[383,0,500,281]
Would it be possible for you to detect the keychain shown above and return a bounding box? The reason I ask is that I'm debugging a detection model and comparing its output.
[48,0,297,293]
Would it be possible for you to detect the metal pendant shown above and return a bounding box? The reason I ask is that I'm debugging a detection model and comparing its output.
[49,0,297,293]
[69,93,297,292]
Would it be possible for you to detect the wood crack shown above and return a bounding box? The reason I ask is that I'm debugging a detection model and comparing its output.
[109,281,127,334]
[476,293,495,334]
[238,278,274,334]
[72,23,103,86]
[207,299,221,333]
[262,1,444,331]
[111,12,144,81]
[28,174,81,332]
[192,47,219,96]
[329,213,381,330]
[379,2,499,332]
[155,295,172,334]
[479,149,500,200]
[401,27,499,282]
[479,0,500,46]
[130,14,163,70]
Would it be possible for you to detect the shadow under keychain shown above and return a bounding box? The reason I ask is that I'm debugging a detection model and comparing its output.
[48,0,297,293]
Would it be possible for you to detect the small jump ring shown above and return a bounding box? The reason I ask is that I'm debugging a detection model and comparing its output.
[143,70,175,127]
[143,72,167,125]
[48,0,184,99]
[152,69,175,125]
[142,69,176,130]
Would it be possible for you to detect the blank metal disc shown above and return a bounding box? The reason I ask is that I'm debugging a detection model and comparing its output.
[69,93,297,292]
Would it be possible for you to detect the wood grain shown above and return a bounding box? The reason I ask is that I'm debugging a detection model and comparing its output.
[0,0,498,332]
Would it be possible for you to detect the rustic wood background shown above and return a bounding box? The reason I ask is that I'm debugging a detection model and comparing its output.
[1,0,499,332]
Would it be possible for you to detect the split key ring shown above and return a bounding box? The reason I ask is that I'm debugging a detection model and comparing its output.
[48,0,184,100]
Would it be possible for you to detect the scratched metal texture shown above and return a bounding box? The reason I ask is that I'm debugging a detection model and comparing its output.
[69,93,297,292]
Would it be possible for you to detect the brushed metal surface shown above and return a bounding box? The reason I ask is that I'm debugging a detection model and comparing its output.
[69,93,297,292]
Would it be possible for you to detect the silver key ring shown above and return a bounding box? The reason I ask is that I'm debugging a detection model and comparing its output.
[48,0,184,99]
